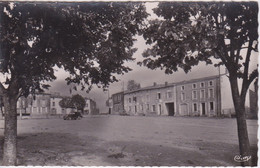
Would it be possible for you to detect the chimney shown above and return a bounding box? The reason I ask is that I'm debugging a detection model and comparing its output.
[153,82,157,86]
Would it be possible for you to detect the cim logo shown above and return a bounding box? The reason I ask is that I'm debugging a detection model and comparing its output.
[234,155,251,163]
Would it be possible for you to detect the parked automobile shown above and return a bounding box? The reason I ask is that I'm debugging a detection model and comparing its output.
[63,112,83,120]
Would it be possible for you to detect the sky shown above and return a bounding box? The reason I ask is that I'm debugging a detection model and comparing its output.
[45,2,259,113]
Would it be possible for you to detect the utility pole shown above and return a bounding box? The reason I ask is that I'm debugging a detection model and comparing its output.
[218,66,222,117]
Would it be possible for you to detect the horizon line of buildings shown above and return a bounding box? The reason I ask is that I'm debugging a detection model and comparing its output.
[108,75,258,118]
[0,92,99,118]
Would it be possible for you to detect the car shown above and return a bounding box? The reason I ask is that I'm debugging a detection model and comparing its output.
[63,112,83,120]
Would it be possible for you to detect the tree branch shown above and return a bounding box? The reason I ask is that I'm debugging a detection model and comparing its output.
[235,48,241,65]
[0,82,7,95]
[241,40,254,98]
[248,69,258,86]
[243,40,253,81]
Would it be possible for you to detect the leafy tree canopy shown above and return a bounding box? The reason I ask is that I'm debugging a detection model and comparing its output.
[140,2,258,84]
[0,2,148,98]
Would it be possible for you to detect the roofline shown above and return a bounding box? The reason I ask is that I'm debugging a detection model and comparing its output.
[111,91,124,96]
[123,75,221,95]
[174,75,220,85]
[124,83,175,94]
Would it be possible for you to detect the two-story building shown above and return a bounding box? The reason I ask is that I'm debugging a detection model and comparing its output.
[19,93,51,117]
[112,75,237,117]
[50,92,64,115]
[175,75,221,117]
[84,98,99,115]
[111,91,124,115]
[124,82,177,116]
[16,92,99,118]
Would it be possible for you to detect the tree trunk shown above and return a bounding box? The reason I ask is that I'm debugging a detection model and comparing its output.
[2,94,18,166]
[229,77,251,166]
[235,105,251,166]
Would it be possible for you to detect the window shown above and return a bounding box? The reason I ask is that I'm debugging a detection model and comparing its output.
[192,90,197,99]
[181,85,185,90]
[167,91,172,98]
[181,92,185,101]
[193,103,197,112]
[192,83,197,89]
[129,106,132,112]
[209,88,214,98]
[129,98,131,103]
[41,100,46,107]
[200,82,205,88]
[141,104,143,111]
[209,80,213,86]
[135,105,137,113]
[200,90,205,99]
[52,102,55,106]
[146,94,149,101]
[147,104,149,110]
[133,97,137,102]
[210,102,214,110]
[157,93,161,99]
[152,105,156,112]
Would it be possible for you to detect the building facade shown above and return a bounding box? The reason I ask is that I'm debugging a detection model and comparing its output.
[124,82,177,116]
[175,76,221,117]
[84,98,99,115]
[111,91,124,115]
[112,75,234,117]
[16,92,98,118]
[50,93,64,115]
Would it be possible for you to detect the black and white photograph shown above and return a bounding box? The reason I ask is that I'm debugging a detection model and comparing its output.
[0,0,258,166]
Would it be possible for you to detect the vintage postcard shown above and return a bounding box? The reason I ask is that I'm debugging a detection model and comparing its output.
[0,0,258,166]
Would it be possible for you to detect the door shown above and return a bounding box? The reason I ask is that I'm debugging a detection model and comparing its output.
[201,103,206,115]
[180,104,188,116]
[158,104,162,115]
[166,102,175,116]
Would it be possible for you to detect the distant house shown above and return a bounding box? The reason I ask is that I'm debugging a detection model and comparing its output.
[84,98,99,115]
[175,76,221,117]
[17,92,51,118]
[50,92,65,116]
[111,91,124,115]
[15,92,98,118]
[124,82,177,116]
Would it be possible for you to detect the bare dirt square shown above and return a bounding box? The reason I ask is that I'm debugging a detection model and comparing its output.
[0,116,257,166]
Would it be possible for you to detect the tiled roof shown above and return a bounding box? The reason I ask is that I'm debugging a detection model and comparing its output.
[119,75,220,95]
[124,82,175,94]
[174,75,220,85]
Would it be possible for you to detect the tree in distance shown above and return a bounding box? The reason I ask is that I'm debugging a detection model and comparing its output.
[127,80,141,91]
[71,94,86,112]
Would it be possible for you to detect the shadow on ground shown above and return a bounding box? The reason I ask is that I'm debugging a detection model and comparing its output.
[0,133,257,166]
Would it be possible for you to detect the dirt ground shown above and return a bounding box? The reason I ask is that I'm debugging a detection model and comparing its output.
[0,115,258,166]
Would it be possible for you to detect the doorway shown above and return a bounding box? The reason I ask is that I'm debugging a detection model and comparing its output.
[166,102,175,116]
[180,104,188,116]
[201,103,206,115]
[158,104,162,115]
